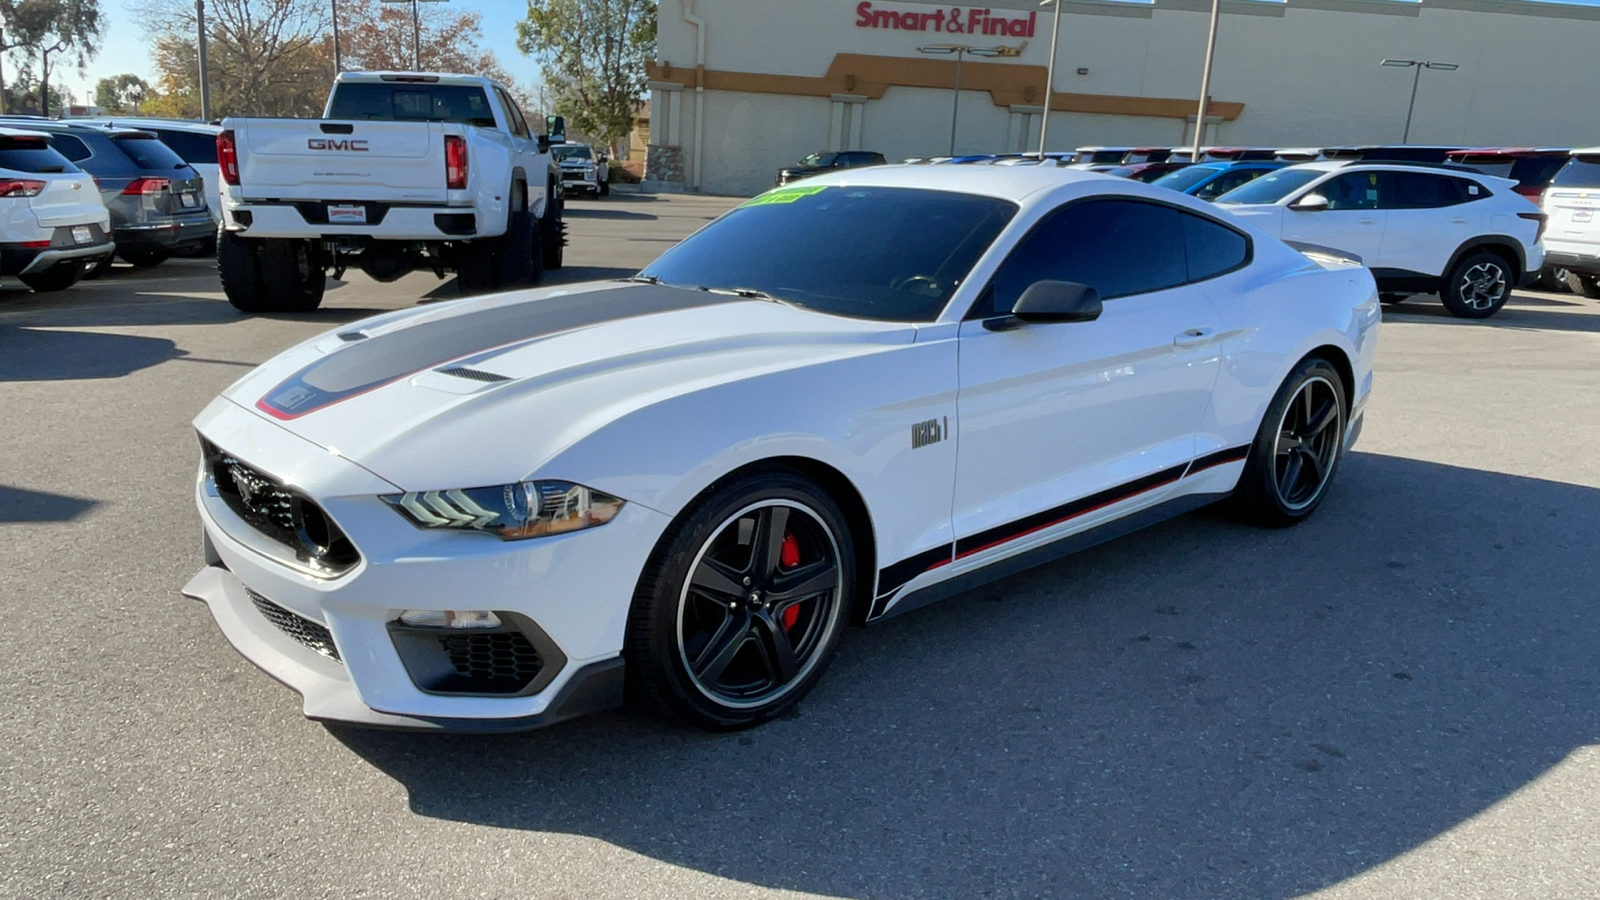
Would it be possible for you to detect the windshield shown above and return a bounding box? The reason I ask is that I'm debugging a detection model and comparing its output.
[1152,165,1223,192]
[638,185,1016,322]
[1214,168,1326,204]
[327,83,496,127]
[553,145,593,161]
[798,152,837,167]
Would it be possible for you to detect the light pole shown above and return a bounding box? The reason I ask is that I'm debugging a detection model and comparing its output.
[1381,59,1459,143]
[1038,0,1063,156]
[917,44,1004,157]
[1190,0,1222,163]
[196,0,211,120]
[380,0,449,71]
[331,0,343,72]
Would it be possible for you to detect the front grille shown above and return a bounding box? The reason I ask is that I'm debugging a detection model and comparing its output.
[202,440,359,574]
[439,632,544,692]
[248,589,341,662]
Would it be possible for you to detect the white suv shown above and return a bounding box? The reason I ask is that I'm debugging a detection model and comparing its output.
[1217,161,1545,318]
[0,126,115,292]
[1539,149,1600,298]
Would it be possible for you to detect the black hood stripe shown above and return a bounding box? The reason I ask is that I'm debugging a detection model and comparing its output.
[258,284,739,419]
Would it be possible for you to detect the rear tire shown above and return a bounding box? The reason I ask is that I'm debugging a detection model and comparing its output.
[1440,251,1513,318]
[218,231,272,312]
[625,472,855,730]
[599,178,610,197]
[1233,356,1347,528]
[257,239,326,312]
[1536,265,1571,293]
[1565,271,1600,299]
[120,249,170,268]
[19,262,86,292]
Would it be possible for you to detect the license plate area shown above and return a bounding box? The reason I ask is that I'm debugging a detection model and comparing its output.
[71,225,93,244]
[328,204,368,225]
[179,193,199,208]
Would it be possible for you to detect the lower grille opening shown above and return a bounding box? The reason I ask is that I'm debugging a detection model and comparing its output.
[248,589,342,662]
[389,614,565,697]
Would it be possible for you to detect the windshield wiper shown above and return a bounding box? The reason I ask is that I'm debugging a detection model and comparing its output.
[700,285,790,305]
[625,274,662,284]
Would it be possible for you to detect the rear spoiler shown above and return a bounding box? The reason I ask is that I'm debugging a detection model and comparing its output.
[1285,240,1363,267]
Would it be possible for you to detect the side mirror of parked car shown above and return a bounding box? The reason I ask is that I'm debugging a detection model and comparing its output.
[1292,192,1330,211]
[545,115,566,145]
[987,280,1103,330]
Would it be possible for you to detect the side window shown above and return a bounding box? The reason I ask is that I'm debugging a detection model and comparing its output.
[1315,172,1380,210]
[1454,177,1487,203]
[1182,213,1250,281]
[495,88,528,138]
[1194,168,1260,201]
[46,134,91,162]
[978,199,1188,316]
[1385,171,1466,209]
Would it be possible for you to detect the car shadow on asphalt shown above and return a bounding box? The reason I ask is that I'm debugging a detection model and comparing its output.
[0,484,99,523]
[0,289,393,329]
[0,326,190,381]
[329,451,1600,899]
[1385,293,1600,333]
[562,207,659,221]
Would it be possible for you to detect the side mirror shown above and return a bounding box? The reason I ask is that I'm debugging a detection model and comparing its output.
[987,281,1103,330]
[537,134,551,154]
[1292,192,1329,211]
[545,114,566,145]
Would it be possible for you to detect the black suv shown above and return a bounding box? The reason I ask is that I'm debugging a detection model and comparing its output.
[775,150,887,186]
[0,119,213,269]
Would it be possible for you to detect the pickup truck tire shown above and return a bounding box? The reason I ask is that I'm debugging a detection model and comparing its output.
[1565,271,1600,299]
[258,239,327,312]
[458,208,541,295]
[540,195,564,271]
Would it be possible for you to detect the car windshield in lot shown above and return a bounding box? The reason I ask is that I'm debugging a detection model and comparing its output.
[798,152,837,167]
[553,145,593,161]
[638,185,1016,322]
[1214,168,1326,204]
[1551,156,1600,188]
[1152,165,1224,192]
[327,83,496,127]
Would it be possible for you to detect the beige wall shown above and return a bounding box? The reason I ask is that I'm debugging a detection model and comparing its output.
[656,0,1600,196]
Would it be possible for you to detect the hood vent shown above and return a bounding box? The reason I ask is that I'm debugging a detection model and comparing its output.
[437,366,511,383]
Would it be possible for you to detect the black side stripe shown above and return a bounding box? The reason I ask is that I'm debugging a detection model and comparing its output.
[869,444,1251,617]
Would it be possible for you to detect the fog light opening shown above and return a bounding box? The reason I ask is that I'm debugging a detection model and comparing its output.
[398,609,502,629]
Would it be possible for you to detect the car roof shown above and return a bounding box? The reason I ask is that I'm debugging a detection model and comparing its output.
[0,118,147,136]
[765,164,1150,204]
[0,125,51,139]
[76,117,220,134]
[334,71,503,90]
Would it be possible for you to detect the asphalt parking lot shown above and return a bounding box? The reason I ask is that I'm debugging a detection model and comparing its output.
[3,192,1599,900]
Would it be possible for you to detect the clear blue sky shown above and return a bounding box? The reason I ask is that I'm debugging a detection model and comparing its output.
[49,0,536,105]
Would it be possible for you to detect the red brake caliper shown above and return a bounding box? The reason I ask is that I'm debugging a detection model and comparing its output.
[779,533,801,630]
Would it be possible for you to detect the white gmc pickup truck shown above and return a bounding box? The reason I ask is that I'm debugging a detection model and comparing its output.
[215,72,566,312]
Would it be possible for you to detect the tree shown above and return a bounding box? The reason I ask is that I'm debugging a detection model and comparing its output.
[0,0,102,116]
[93,72,151,113]
[3,62,73,114]
[331,0,530,98]
[134,0,328,118]
[516,0,654,150]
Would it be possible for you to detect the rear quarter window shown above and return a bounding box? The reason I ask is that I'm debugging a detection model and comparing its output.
[0,137,78,173]
[44,133,92,162]
[1552,157,1600,188]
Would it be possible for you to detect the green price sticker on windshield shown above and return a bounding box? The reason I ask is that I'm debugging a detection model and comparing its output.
[742,185,831,207]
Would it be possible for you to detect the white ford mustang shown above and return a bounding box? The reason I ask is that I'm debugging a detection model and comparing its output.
[184,167,1380,731]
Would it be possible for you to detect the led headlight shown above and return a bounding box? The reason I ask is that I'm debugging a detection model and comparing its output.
[381,481,624,540]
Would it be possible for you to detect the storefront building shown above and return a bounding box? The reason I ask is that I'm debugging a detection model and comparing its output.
[648,0,1600,196]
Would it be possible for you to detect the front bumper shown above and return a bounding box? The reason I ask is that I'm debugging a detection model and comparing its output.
[560,170,599,192]
[187,397,671,729]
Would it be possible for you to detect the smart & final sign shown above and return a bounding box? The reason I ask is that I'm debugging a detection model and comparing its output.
[855,2,1038,36]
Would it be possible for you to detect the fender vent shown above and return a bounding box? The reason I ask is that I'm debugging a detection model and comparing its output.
[438,366,511,383]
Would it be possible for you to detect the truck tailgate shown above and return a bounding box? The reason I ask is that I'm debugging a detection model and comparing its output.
[230,119,450,203]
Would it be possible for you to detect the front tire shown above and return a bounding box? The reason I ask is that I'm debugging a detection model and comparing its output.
[1441,251,1513,318]
[1234,357,1347,528]
[1565,271,1600,299]
[626,472,855,730]
[540,188,565,271]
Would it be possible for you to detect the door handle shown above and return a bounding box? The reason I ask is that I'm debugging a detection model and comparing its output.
[1174,327,1214,346]
[1359,218,1379,225]
[1450,217,1469,224]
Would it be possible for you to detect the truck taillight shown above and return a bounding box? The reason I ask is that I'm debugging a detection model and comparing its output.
[218,130,239,185]
[122,177,172,195]
[0,179,45,197]
[445,135,468,190]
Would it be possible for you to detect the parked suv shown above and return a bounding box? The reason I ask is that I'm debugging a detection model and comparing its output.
[553,142,608,196]
[1541,149,1600,297]
[80,117,222,228]
[0,126,115,291]
[1217,161,1545,318]
[775,150,887,185]
[0,119,213,268]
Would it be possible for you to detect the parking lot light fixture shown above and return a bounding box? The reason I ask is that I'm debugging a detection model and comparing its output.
[918,44,1006,157]
[1381,59,1460,142]
[1039,0,1064,157]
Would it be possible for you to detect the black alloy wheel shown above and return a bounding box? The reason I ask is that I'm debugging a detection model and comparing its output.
[627,473,854,729]
[1272,375,1343,511]
[1234,356,1347,527]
